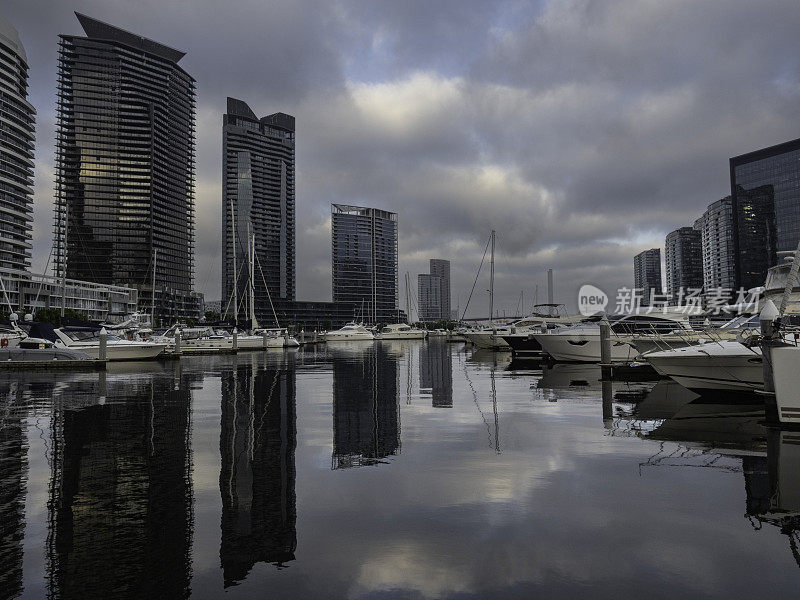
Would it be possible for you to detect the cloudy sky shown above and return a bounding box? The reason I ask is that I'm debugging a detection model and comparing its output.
[5,0,800,317]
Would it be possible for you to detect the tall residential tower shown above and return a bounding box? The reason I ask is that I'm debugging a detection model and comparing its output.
[429,259,451,320]
[222,98,295,324]
[54,13,198,320]
[331,204,397,323]
[633,248,662,306]
[664,227,703,299]
[0,14,35,303]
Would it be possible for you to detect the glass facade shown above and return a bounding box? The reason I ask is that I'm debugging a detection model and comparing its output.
[633,248,662,305]
[54,13,196,300]
[0,15,35,282]
[417,273,441,322]
[222,98,295,324]
[429,259,451,320]
[664,227,703,298]
[730,138,800,289]
[331,204,398,323]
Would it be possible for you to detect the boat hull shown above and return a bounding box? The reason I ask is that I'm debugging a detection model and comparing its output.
[501,334,543,356]
[532,333,637,363]
[645,344,763,393]
[463,331,511,350]
[67,343,167,361]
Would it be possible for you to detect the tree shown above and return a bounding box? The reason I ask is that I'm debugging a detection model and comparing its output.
[33,308,88,327]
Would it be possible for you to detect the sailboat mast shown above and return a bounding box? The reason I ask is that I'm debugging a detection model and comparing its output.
[151,248,157,327]
[405,271,411,323]
[489,229,495,322]
[230,200,237,325]
[249,227,255,329]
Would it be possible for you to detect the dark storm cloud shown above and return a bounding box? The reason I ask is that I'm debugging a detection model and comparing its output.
[6,0,800,314]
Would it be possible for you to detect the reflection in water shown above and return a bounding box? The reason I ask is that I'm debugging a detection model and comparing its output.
[419,341,453,408]
[332,345,400,468]
[0,381,27,600]
[749,429,800,567]
[219,357,297,585]
[46,367,194,600]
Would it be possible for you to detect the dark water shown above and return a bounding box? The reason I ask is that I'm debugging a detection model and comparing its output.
[1,340,799,599]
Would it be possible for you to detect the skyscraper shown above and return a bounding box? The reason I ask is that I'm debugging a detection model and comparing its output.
[331,204,398,323]
[695,197,736,294]
[664,227,703,299]
[222,98,295,324]
[0,14,35,295]
[429,259,450,319]
[417,273,441,322]
[730,138,800,290]
[54,13,198,320]
[633,248,662,305]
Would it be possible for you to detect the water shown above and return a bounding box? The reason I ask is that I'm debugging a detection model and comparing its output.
[1,340,798,599]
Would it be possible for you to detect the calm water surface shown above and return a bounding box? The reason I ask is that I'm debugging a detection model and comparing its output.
[1,340,799,599]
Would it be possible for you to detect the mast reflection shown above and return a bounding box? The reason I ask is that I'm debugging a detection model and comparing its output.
[46,367,194,599]
[219,356,297,585]
[331,345,400,469]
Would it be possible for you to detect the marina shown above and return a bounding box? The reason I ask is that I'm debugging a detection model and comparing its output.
[2,340,800,599]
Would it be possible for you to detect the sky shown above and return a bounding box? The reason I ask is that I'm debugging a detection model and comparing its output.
[5,0,800,318]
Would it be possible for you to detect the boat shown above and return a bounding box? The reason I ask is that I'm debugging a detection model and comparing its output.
[771,343,800,425]
[627,314,759,355]
[375,323,427,340]
[325,322,375,341]
[644,339,764,395]
[53,326,167,360]
[532,312,693,363]
[463,326,513,350]
[500,304,586,356]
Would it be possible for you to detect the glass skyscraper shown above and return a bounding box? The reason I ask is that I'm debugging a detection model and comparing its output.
[331,204,398,323]
[54,13,196,306]
[0,14,35,289]
[417,273,441,322]
[222,98,295,323]
[730,138,800,289]
[429,258,451,319]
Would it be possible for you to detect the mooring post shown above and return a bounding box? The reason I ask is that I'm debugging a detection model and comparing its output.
[263,330,269,350]
[175,327,182,355]
[760,299,780,423]
[99,327,107,362]
[233,328,238,352]
[601,379,613,428]
[600,317,612,380]
[284,329,290,348]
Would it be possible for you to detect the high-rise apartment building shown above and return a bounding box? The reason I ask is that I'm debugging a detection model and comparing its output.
[222,98,295,324]
[0,14,35,301]
[331,204,397,323]
[664,227,703,298]
[695,197,736,294]
[429,259,450,319]
[729,140,799,290]
[633,248,662,305]
[54,13,199,320]
[417,273,441,322]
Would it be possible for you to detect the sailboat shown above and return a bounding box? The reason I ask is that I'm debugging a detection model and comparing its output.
[376,273,427,340]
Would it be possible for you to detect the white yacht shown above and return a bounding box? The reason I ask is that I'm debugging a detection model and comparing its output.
[532,312,694,363]
[375,323,427,340]
[325,322,375,341]
[644,340,764,395]
[53,327,167,360]
[772,344,800,424]
[628,314,759,355]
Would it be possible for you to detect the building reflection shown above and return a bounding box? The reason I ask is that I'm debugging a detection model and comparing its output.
[419,341,453,408]
[46,367,194,599]
[219,357,297,586]
[0,380,27,600]
[332,345,400,469]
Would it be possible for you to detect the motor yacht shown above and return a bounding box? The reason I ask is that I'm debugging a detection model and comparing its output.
[628,314,760,355]
[463,326,513,350]
[772,342,800,425]
[375,323,427,340]
[532,312,694,363]
[53,326,167,360]
[325,322,375,341]
[644,339,765,395]
[500,304,586,356]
